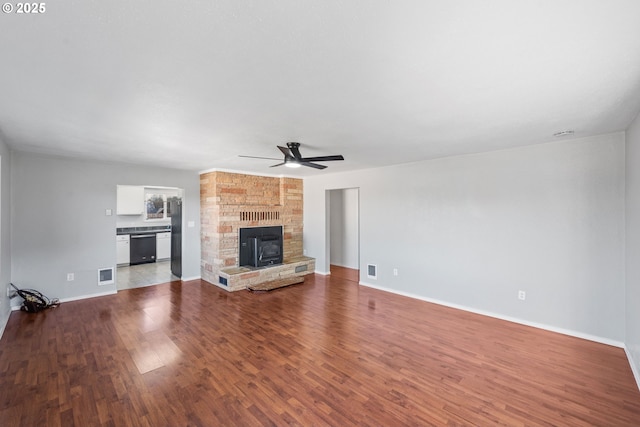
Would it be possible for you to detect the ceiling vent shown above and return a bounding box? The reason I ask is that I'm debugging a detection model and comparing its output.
[553,130,575,137]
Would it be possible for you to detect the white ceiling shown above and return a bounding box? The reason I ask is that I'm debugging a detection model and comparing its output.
[1,0,640,176]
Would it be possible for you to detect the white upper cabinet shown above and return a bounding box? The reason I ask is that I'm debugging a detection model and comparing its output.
[117,185,144,215]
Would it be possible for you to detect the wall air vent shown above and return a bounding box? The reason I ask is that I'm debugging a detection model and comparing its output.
[367,264,377,279]
[98,268,114,286]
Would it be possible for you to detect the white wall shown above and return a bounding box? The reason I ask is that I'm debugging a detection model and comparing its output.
[305,133,626,342]
[329,188,359,269]
[10,152,201,305]
[0,134,11,337]
[626,113,640,384]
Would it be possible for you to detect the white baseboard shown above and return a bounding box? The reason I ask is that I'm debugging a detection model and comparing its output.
[58,290,118,303]
[315,270,331,275]
[624,345,640,392]
[180,276,201,282]
[0,306,11,340]
[358,281,624,348]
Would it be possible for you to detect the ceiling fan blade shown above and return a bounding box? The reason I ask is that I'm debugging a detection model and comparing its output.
[300,155,344,162]
[301,162,327,170]
[269,162,286,168]
[239,155,282,160]
[277,146,292,158]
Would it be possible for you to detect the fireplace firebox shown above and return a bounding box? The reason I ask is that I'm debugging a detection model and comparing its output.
[239,226,283,267]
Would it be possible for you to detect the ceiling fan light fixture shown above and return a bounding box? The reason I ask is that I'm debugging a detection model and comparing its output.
[284,161,301,168]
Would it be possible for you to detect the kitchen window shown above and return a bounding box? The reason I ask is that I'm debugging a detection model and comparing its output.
[145,193,167,220]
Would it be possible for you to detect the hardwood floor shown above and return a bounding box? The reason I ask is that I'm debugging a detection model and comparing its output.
[1,274,639,426]
[330,264,359,282]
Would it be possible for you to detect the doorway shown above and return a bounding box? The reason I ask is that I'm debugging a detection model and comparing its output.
[115,185,183,290]
[327,188,360,282]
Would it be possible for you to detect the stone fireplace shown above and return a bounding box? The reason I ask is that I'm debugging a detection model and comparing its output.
[200,171,314,291]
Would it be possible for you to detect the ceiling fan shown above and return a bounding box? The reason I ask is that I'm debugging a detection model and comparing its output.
[239,142,344,170]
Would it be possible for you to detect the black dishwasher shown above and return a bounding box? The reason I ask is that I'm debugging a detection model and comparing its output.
[130,233,156,265]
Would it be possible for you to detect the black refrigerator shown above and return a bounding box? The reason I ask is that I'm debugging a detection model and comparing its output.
[169,197,182,278]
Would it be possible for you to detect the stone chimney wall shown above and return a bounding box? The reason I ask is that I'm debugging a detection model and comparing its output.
[200,171,303,286]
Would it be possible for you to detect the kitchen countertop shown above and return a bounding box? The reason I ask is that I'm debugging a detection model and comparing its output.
[117,225,171,235]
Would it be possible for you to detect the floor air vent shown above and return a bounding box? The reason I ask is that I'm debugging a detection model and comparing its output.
[367,264,377,279]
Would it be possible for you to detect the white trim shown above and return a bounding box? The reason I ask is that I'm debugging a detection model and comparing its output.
[143,185,180,190]
[0,307,11,339]
[358,281,624,348]
[180,276,201,282]
[315,270,331,275]
[624,345,640,392]
[198,167,300,179]
[58,290,118,303]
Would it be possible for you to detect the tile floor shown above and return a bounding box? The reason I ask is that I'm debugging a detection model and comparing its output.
[116,261,180,290]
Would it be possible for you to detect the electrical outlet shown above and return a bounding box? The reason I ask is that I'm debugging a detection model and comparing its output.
[393,268,398,276]
[518,290,526,300]
[67,273,75,281]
